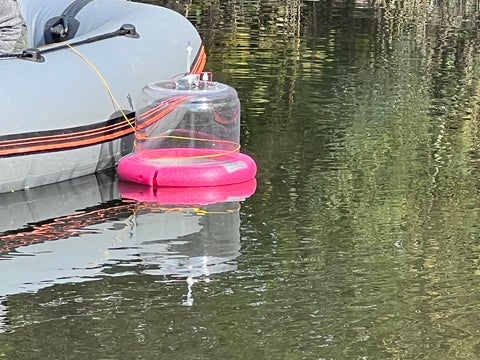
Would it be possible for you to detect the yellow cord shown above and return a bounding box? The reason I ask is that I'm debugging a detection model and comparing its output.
[134,134,240,159]
[65,43,135,131]
[66,42,240,160]
[137,203,240,215]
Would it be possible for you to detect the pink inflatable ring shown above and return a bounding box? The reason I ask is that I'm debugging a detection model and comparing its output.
[117,148,257,187]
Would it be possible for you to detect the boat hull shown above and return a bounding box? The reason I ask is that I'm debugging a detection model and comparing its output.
[0,0,206,192]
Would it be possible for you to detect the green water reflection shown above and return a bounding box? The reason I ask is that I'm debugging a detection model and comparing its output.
[3,0,480,359]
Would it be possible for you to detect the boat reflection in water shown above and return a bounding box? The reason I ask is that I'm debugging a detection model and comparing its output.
[0,172,256,330]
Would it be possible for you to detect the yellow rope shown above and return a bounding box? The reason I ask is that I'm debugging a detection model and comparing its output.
[65,43,135,131]
[193,208,238,216]
[66,43,240,161]
[134,134,240,159]
[137,204,240,215]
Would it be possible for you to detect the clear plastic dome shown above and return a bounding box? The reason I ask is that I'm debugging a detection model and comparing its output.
[134,74,241,158]
[118,74,257,187]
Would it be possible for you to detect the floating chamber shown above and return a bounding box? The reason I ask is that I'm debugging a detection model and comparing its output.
[118,73,257,187]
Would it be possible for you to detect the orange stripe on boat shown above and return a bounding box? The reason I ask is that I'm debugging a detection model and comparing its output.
[0,114,135,157]
[191,45,207,74]
[0,119,132,147]
[0,46,206,158]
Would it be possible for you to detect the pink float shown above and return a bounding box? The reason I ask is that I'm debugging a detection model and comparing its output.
[117,73,257,187]
[118,148,257,187]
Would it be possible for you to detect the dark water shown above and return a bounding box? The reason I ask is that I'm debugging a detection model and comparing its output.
[3,1,480,358]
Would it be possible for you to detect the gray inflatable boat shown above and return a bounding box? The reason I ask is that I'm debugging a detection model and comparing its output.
[0,0,206,193]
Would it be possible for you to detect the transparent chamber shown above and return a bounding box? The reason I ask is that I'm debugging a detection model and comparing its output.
[117,73,257,187]
[134,74,241,162]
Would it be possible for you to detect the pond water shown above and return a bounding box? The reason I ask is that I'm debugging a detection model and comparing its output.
[3,1,480,359]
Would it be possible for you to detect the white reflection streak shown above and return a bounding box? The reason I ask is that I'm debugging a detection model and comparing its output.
[0,298,8,333]
[182,276,197,307]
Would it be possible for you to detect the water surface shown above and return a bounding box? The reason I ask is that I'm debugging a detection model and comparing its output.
[3,1,480,359]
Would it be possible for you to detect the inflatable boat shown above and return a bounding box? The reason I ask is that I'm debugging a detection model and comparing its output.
[0,0,206,193]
